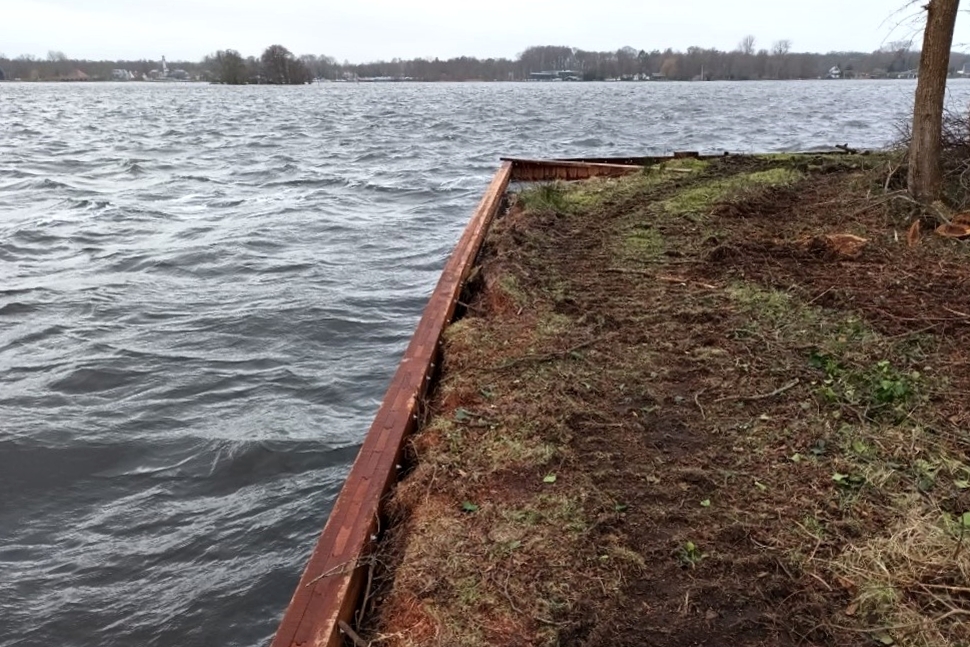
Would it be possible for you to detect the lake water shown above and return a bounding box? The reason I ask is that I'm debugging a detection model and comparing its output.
[2,79,969,646]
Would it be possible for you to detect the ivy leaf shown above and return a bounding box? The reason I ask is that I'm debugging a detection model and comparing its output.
[461,501,479,513]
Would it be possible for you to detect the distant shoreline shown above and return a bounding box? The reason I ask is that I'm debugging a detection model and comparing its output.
[3,43,966,84]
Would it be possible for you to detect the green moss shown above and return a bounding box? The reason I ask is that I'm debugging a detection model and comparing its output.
[536,311,573,338]
[663,167,801,217]
[496,273,528,308]
[517,166,697,220]
[727,284,797,320]
[518,179,616,215]
[517,182,571,213]
[621,225,664,261]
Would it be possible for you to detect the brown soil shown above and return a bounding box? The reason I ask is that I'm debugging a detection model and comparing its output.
[362,155,970,647]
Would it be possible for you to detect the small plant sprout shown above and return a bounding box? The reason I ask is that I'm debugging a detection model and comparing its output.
[678,541,706,568]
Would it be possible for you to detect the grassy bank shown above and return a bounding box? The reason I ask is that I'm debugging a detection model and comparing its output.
[364,153,970,647]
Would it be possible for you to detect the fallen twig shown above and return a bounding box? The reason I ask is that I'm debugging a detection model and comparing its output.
[500,572,525,615]
[715,379,800,403]
[356,558,377,627]
[657,275,718,289]
[304,559,358,587]
[885,161,900,191]
[338,620,370,647]
[304,554,377,588]
[805,570,833,592]
[807,286,834,305]
[694,390,707,419]
[942,305,970,319]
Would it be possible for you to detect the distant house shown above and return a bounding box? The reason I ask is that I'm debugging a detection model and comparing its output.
[148,56,189,81]
[529,71,557,81]
[111,69,133,80]
[826,65,842,79]
[528,70,582,82]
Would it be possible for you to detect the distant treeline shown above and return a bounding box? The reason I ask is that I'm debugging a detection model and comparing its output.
[0,45,311,84]
[3,40,970,83]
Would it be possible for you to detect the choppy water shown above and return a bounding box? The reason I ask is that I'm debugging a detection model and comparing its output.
[2,79,968,647]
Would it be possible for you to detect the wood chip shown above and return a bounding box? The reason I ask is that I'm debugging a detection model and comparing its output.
[936,222,970,239]
[907,219,922,247]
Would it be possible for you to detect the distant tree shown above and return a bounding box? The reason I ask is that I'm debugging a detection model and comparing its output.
[616,46,638,77]
[298,54,339,80]
[637,49,650,74]
[518,45,576,73]
[908,0,960,202]
[213,49,247,84]
[770,40,792,77]
[260,44,311,84]
[290,58,312,84]
[738,35,756,55]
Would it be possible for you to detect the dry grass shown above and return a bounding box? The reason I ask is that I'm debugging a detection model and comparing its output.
[827,503,970,647]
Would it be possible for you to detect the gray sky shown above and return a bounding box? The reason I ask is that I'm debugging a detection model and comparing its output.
[2,0,963,62]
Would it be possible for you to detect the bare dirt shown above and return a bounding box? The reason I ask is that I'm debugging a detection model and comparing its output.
[362,155,970,647]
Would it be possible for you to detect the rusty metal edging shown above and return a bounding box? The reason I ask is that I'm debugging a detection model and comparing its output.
[555,152,708,166]
[271,161,513,647]
[503,157,642,181]
[271,157,647,647]
[554,149,868,167]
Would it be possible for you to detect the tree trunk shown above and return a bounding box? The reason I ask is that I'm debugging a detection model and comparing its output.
[908,0,960,202]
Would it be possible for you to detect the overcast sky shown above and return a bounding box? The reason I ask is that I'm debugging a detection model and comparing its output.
[2,0,965,62]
